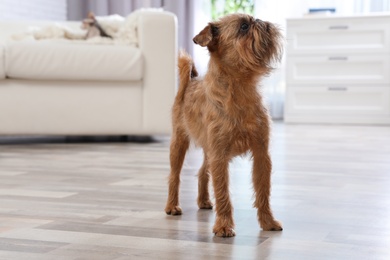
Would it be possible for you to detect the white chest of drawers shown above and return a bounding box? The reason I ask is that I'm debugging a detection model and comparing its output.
[284,14,390,124]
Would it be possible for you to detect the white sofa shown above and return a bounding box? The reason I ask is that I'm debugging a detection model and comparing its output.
[0,11,177,136]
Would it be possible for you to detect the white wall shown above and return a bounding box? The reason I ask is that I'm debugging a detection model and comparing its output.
[0,0,67,21]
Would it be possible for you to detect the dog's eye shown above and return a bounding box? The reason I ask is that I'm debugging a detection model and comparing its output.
[240,23,249,31]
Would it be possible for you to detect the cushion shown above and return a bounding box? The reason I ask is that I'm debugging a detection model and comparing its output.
[0,44,5,79]
[5,42,143,81]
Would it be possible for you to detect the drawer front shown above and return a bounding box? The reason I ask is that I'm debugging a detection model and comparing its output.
[285,86,390,116]
[287,54,389,84]
[287,17,390,54]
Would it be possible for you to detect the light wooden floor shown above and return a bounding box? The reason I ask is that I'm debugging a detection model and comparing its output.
[0,122,389,259]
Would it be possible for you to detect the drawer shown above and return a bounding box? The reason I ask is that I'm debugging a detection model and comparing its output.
[287,17,390,54]
[285,86,390,116]
[287,54,389,85]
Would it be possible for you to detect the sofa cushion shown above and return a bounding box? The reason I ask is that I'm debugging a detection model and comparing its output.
[0,44,5,79]
[5,42,143,81]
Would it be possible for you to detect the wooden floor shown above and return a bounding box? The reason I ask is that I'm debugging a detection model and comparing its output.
[0,122,389,259]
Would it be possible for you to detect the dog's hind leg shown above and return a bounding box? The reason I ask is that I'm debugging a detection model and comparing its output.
[251,141,283,231]
[197,152,213,209]
[165,129,189,215]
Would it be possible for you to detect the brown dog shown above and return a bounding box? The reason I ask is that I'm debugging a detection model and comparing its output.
[165,13,283,237]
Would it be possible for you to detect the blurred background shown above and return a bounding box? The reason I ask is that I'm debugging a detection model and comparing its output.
[1,0,389,120]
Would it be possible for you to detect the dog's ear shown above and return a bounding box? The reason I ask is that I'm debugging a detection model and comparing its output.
[88,12,95,20]
[193,23,218,50]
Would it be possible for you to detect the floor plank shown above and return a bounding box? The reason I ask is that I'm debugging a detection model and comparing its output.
[0,122,389,259]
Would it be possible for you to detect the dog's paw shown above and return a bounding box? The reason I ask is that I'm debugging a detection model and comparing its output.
[262,220,283,231]
[165,205,182,215]
[198,200,213,209]
[213,226,236,237]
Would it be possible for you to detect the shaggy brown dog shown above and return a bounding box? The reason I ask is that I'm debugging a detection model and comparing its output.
[165,13,283,237]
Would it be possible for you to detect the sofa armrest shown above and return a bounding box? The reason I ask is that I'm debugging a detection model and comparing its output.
[138,11,177,135]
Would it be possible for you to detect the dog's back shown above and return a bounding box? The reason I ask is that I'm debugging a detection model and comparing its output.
[174,51,210,146]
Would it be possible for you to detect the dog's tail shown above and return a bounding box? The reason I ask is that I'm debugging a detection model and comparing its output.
[176,50,198,102]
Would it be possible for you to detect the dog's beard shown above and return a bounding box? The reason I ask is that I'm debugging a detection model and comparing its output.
[258,22,283,63]
[236,22,282,74]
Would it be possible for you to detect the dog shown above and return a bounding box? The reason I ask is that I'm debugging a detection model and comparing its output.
[165,13,283,237]
[81,12,112,39]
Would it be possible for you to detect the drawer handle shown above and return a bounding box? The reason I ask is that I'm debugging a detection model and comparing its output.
[329,25,349,30]
[328,87,348,91]
[328,56,348,61]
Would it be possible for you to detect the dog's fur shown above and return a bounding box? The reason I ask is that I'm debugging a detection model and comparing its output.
[165,13,283,237]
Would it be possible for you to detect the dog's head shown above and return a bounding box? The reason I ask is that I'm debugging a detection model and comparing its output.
[81,12,96,30]
[193,13,282,75]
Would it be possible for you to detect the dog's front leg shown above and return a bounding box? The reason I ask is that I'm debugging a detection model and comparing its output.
[252,143,283,231]
[165,130,189,215]
[209,154,235,237]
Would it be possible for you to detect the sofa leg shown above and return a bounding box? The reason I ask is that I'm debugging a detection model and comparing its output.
[127,135,154,143]
[119,135,128,142]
